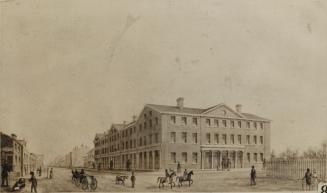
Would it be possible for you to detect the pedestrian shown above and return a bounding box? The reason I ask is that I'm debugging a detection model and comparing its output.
[1,161,9,187]
[49,168,53,179]
[250,166,256,186]
[29,171,37,193]
[39,167,42,177]
[303,168,312,190]
[177,162,181,174]
[131,171,135,188]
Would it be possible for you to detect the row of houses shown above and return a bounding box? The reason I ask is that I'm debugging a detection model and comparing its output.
[0,132,44,177]
[49,144,92,168]
[93,98,271,171]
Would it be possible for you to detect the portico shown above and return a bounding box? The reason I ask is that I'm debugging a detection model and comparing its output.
[201,145,245,169]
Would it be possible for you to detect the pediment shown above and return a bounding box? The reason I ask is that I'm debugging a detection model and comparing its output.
[202,104,245,118]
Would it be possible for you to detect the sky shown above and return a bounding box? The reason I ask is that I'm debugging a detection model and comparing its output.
[0,0,326,164]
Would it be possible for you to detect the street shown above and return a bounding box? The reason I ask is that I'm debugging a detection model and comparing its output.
[1,168,303,192]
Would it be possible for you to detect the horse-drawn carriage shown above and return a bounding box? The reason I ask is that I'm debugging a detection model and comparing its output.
[72,170,97,191]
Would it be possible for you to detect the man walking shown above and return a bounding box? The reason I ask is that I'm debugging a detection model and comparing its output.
[1,161,9,187]
[303,168,312,190]
[29,172,37,193]
[131,171,136,188]
[49,168,54,179]
[250,166,256,186]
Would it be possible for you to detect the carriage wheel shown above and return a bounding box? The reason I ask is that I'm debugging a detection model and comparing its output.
[90,179,97,190]
[190,179,193,185]
[81,178,88,190]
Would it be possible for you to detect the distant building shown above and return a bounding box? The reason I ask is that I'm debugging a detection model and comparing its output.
[83,148,95,169]
[0,132,43,177]
[1,133,23,176]
[94,98,271,170]
[49,144,90,168]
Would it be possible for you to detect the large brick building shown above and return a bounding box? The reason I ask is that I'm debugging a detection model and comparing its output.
[94,98,271,170]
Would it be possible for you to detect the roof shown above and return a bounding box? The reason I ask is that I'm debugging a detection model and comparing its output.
[111,124,125,130]
[146,104,204,114]
[146,103,269,121]
[241,113,269,121]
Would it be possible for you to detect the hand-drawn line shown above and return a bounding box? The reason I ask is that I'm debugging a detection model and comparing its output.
[106,14,141,65]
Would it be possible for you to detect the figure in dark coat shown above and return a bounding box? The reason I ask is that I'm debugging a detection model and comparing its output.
[29,172,38,193]
[250,166,256,186]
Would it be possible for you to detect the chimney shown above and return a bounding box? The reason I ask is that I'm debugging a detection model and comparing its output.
[132,115,137,122]
[176,97,184,109]
[235,104,242,113]
[11,133,17,140]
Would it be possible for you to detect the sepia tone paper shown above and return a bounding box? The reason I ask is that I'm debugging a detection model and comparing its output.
[0,0,326,192]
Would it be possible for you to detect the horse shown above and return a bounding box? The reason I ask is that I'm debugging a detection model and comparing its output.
[115,175,128,185]
[176,170,194,187]
[157,171,176,189]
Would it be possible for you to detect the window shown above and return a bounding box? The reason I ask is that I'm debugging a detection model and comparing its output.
[149,134,152,144]
[206,119,211,126]
[155,133,159,143]
[144,113,147,119]
[139,124,142,131]
[182,132,187,143]
[238,121,242,128]
[206,133,211,144]
[134,140,136,148]
[230,134,235,144]
[214,119,219,127]
[139,138,142,146]
[192,118,198,125]
[247,121,251,128]
[182,152,187,163]
[144,122,147,129]
[231,120,235,128]
[155,117,159,125]
[254,153,258,162]
[192,152,198,164]
[247,153,251,162]
[222,120,227,127]
[238,135,242,144]
[254,136,257,144]
[182,117,187,125]
[222,134,227,144]
[254,122,258,129]
[246,135,250,144]
[171,152,177,163]
[171,116,176,124]
[260,153,264,162]
[260,122,264,129]
[192,133,198,143]
[260,136,263,144]
[144,136,147,146]
[149,111,152,116]
[214,134,219,144]
[170,132,176,143]
[149,120,153,128]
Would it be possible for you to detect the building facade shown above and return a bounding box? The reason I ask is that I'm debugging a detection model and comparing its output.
[94,98,271,171]
[83,148,95,169]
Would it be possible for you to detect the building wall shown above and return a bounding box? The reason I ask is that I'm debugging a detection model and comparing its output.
[94,104,271,171]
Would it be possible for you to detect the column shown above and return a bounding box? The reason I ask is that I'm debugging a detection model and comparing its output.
[235,151,238,168]
[152,151,156,170]
[211,151,214,169]
[201,151,204,169]
[218,151,222,170]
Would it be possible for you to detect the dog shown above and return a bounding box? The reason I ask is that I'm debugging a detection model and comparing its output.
[115,175,128,185]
